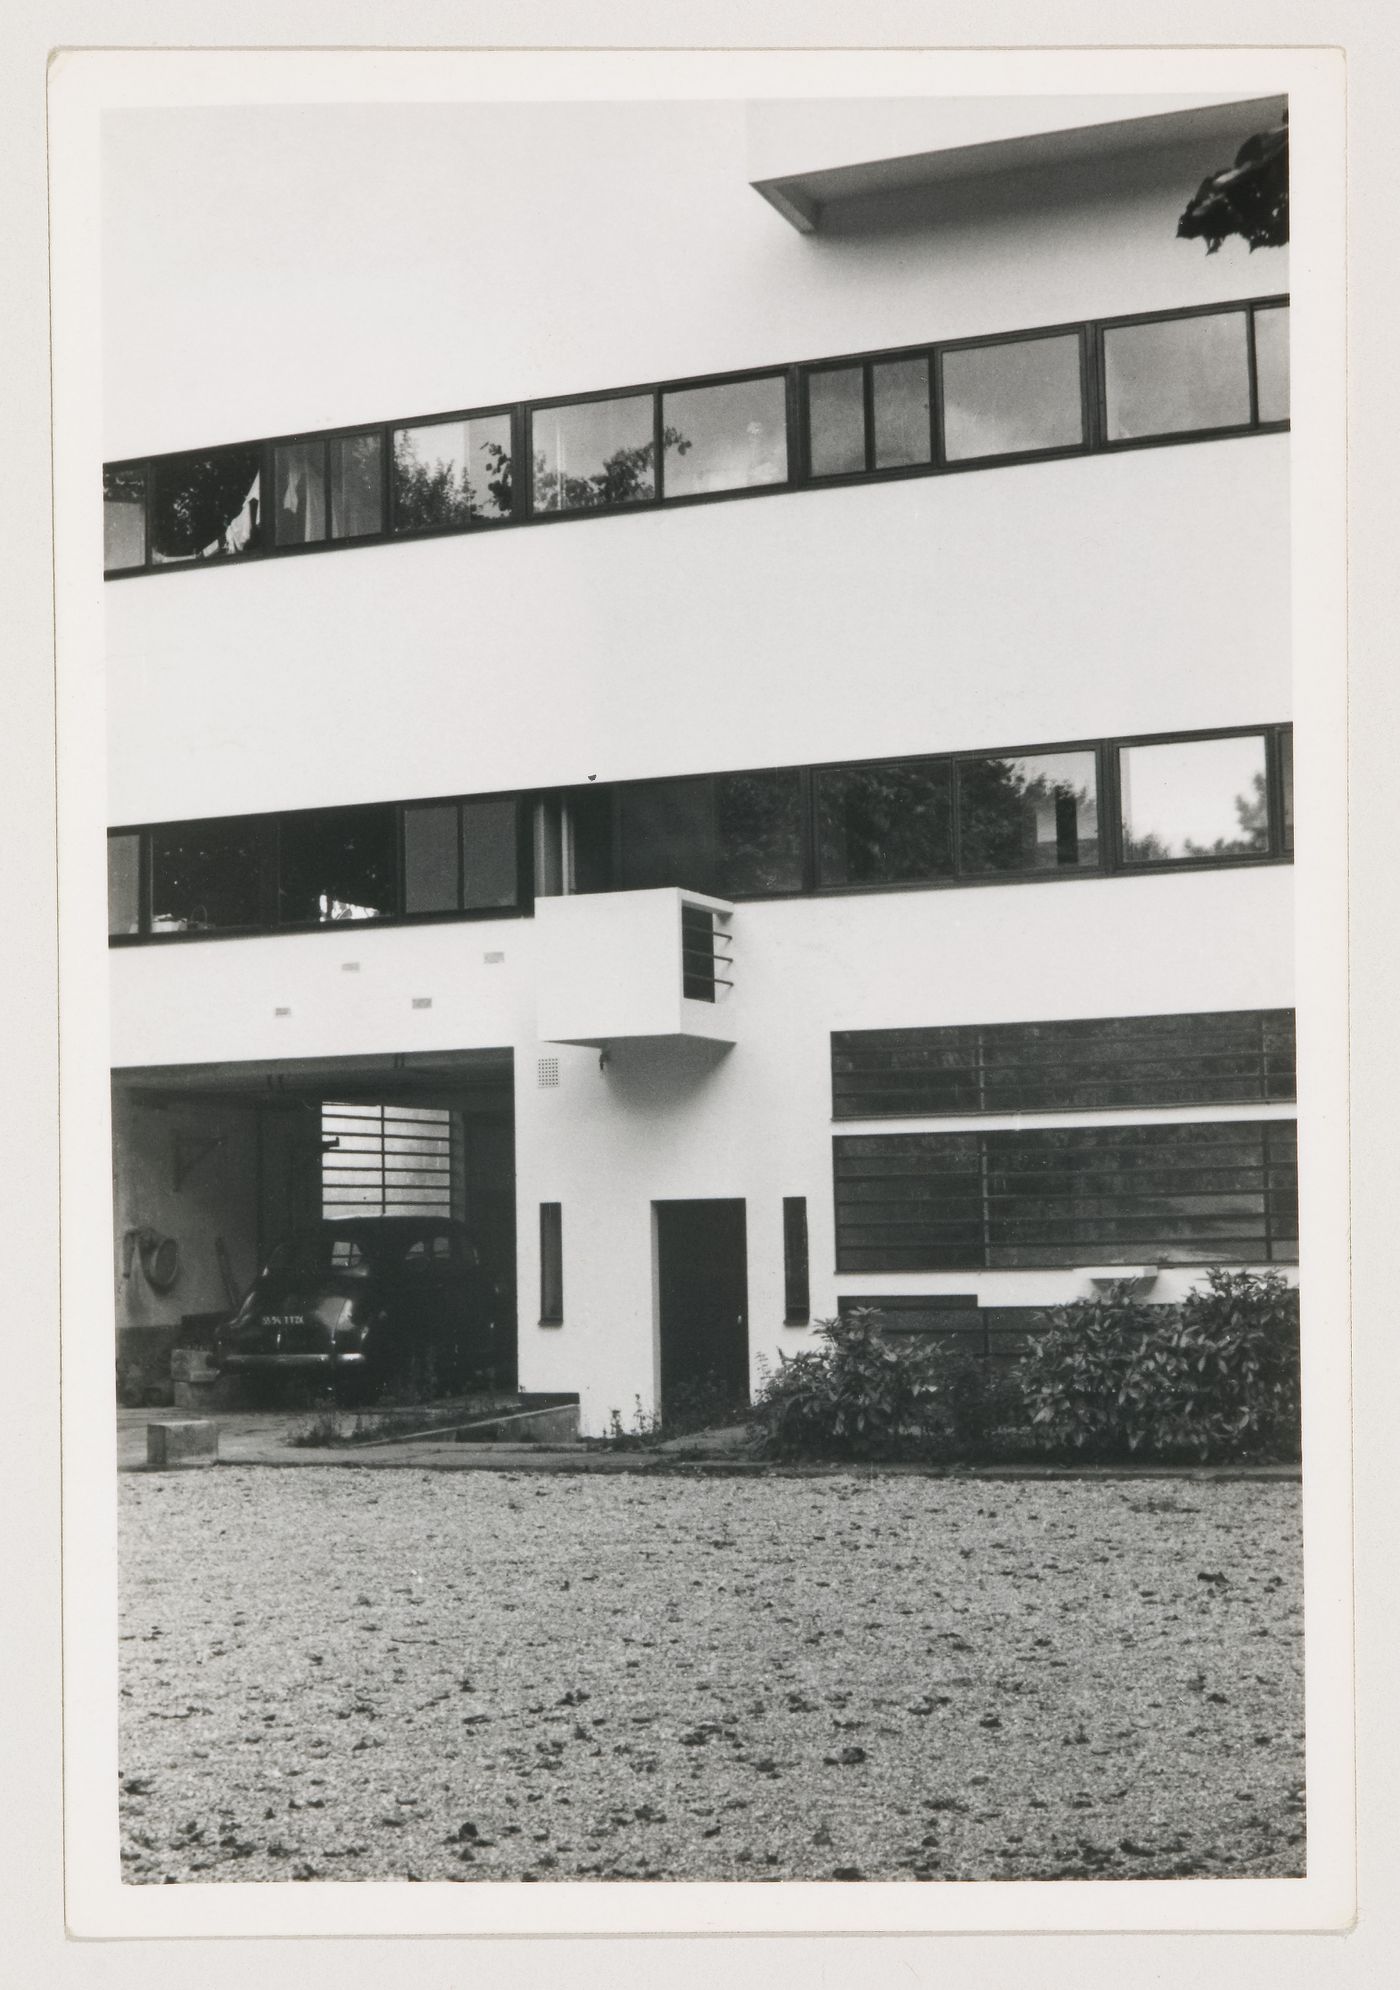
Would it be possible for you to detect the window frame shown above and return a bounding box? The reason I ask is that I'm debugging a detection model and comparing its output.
[1094,297,1289,455]
[106,724,1292,945]
[833,1118,1299,1272]
[539,1202,564,1325]
[934,321,1092,469]
[1108,723,1290,873]
[104,296,1289,580]
[831,1008,1298,1121]
[782,1196,811,1324]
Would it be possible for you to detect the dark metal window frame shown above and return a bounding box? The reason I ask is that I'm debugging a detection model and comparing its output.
[107,722,1292,946]
[111,790,530,947]
[832,1118,1299,1273]
[103,294,1288,579]
[1095,297,1288,456]
[831,1007,1298,1122]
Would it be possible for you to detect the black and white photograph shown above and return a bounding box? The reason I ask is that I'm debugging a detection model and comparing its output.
[39,36,1356,1948]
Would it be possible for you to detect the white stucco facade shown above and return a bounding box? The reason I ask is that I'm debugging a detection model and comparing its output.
[105,94,1293,1431]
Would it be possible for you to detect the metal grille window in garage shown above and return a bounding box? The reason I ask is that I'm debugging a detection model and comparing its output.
[833,1120,1298,1271]
[320,1102,464,1218]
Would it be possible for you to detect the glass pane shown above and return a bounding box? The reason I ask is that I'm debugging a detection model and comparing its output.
[103,466,147,570]
[663,376,788,498]
[393,413,513,530]
[150,446,263,563]
[816,760,954,887]
[808,367,866,477]
[328,434,383,539]
[1279,731,1293,853]
[1119,735,1270,862]
[618,778,714,891]
[567,786,615,894]
[273,440,326,546]
[107,834,141,935]
[1254,305,1290,423]
[959,750,1099,874]
[715,768,804,894]
[530,396,655,512]
[1103,312,1251,440]
[872,356,932,468]
[403,804,459,913]
[149,820,267,932]
[279,806,396,923]
[460,797,519,909]
[942,334,1083,460]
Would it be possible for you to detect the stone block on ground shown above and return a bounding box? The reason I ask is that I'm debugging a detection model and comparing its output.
[146,1420,219,1469]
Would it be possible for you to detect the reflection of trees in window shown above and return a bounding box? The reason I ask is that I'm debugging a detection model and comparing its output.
[151,447,263,562]
[1183,772,1271,858]
[531,426,689,513]
[817,762,954,887]
[959,756,1098,873]
[715,770,804,895]
[1125,772,1273,863]
[393,426,513,531]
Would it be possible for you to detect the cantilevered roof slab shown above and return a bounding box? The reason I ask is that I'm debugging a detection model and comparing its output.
[748,94,1288,231]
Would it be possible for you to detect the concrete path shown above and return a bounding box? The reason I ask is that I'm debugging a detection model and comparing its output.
[116,1409,1299,1480]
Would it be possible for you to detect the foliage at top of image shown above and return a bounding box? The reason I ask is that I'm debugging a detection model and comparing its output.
[1178,115,1289,254]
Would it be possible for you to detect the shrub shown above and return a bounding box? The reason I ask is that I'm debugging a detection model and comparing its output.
[917,1339,1029,1459]
[1019,1270,1301,1463]
[750,1310,943,1460]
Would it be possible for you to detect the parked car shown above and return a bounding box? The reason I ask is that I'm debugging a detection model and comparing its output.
[211,1217,503,1404]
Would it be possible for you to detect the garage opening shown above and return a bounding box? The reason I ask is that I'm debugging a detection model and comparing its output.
[111,1048,515,1406]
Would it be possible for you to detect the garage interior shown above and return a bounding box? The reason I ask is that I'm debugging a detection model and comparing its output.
[111,1048,515,1405]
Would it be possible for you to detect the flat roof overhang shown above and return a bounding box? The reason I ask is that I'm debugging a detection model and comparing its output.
[749,94,1288,232]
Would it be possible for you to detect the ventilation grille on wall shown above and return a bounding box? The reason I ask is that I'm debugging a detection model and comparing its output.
[537,1058,560,1089]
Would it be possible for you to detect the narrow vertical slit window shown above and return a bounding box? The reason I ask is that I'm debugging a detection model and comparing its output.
[783,1197,810,1324]
[539,1203,563,1324]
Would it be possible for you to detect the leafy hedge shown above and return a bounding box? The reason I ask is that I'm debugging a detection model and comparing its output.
[749,1273,1301,1465]
[1020,1270,1301,1463]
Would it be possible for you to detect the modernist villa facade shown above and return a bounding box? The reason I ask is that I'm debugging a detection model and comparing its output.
[103,94,1294,1434]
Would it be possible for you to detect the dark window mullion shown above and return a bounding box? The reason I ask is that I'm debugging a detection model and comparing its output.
[930,348,948,470]
[1246,304,1262,428]
[862,361,876,475]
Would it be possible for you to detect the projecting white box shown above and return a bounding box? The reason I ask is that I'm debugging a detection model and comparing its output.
[535,888,737,1049]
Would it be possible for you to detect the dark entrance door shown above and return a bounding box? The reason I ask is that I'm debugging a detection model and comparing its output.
[655,1199,749,1416]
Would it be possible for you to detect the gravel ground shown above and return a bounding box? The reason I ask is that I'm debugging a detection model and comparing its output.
[119,1468,1305,1884]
